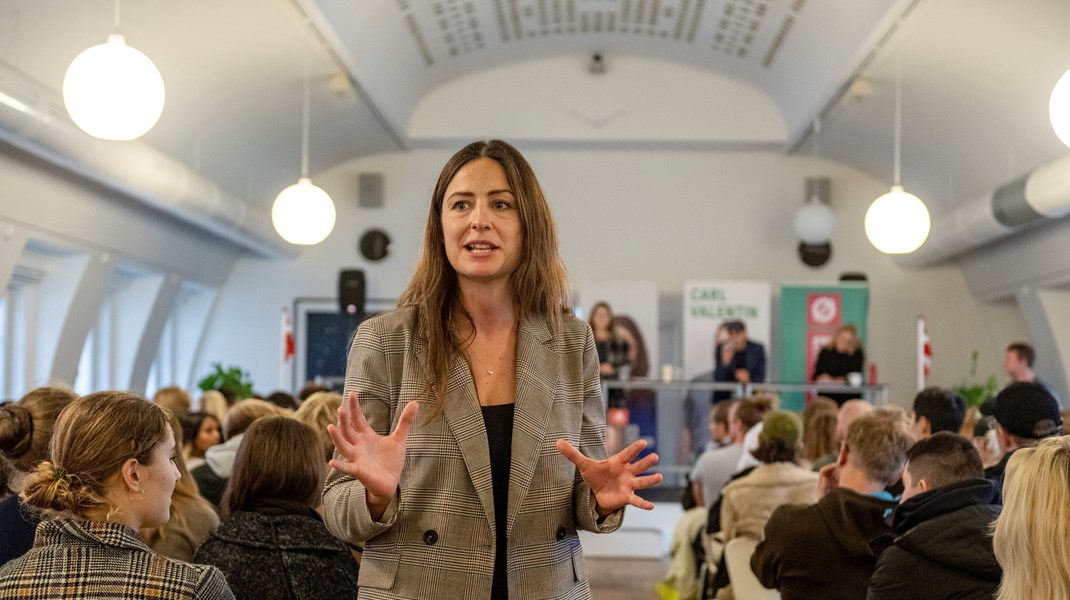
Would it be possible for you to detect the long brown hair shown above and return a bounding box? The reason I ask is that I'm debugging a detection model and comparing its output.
[398,140,571,406]
[21,391,170,520]
[220,417,324,518]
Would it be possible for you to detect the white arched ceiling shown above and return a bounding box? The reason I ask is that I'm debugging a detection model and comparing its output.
[408,55,786,146]
[300,0,908,146]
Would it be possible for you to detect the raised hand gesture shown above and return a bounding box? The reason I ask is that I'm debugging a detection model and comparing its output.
[328,391,419,519]
[555,438,663,517]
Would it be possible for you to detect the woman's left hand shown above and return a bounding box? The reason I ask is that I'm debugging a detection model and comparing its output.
[555,438,663,517]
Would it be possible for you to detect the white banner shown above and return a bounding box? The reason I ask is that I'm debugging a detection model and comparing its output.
[682,280,772,379]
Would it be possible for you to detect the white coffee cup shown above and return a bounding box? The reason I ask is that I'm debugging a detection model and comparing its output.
[847,372,863,387]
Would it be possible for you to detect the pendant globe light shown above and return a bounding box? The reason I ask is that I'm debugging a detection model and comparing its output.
[864,63,930,254]
[1049,67,1070,148]
[272,69,336,245]
[62,0,165,141]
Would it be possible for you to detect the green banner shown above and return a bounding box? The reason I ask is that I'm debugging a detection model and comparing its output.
[778,283,870,411]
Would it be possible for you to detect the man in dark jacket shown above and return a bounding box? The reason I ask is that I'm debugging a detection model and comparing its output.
[867,432,1002,600]
[751,409,914,600]
[983,382,1062,485]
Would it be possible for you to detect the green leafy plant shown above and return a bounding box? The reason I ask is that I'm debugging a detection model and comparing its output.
[952,350,999,409]
[197,363,254,401]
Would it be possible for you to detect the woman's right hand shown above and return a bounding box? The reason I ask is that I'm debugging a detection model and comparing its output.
[328,392,419,519]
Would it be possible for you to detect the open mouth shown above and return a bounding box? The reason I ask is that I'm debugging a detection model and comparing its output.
[465,242,498,254]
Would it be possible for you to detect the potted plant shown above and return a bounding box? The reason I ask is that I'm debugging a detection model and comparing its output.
[952,350,999,437]
[197,363,254,404]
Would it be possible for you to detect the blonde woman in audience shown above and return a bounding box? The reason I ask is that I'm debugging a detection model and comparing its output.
[0,386,78,566]
[154,386,193,420]
[0,391,233,599]
[993,435,1070,600]
[141,413,219,562]
[800,396,838,468]
[199,391,228,429]
[294,391,342,464]
[181,412,222,471]
[195,417,358,600]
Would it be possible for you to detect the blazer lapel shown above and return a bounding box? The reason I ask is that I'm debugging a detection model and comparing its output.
[438,348,497,531]
[506,317,560,539]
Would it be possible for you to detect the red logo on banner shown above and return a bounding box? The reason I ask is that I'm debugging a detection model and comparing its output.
[805,293,842,383]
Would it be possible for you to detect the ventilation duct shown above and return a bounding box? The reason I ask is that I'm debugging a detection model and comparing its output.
[0,60,297,260]
[896,153,1070,267]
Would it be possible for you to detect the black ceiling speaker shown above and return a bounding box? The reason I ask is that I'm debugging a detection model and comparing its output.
[339,269,365,315]
[798,242,832,267]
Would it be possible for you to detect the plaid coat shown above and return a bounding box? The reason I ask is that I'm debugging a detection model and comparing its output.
[0,519,233,599]
[323,307,623,600]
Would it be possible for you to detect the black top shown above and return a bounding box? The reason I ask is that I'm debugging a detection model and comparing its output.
[812,347,865,405]
[482,403,515,600]
[0,495,39,567]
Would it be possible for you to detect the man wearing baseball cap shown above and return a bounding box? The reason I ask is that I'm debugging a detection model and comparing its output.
[984,382,1063,485]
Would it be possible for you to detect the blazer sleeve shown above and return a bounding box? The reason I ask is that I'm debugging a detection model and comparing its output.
[322,318,402,545]
[749,342,766,383]
[573,325,624,533]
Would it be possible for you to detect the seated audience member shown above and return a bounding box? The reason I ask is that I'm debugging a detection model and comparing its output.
[194,417,358,600]
[691,400,741,509]
[0,386,78,566]
[297,382,330,403]
[141,413,219,562]
[294,391,343,464]
[198,391,229,430]
[993,435,1070,600]
[868,432,1002,600]
[735,393,779,472]
[0,391,233,599]
[800,397,838,469]
[811,398,873,471]
[181,412,222,471]
[154,386,193,421]
[263,391,297,411]
[911,387,966,439]
[752,409,914,600]
[657,476,707,600]
[983,382,1062,485]
[720,411,818,544]
[192,399,284,508]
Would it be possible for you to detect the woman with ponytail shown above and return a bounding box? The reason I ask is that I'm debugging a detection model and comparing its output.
[0,386,77,566]
[0,391,233,599]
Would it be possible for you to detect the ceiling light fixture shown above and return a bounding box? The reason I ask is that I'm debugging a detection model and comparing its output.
[272,67,336,245]
[1049,67,1070,147]
[864,62,930,254]
[62,0,165,140]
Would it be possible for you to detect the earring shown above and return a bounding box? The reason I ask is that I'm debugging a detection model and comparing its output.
[129,487,145,502]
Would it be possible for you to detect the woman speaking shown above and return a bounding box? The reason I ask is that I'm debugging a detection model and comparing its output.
[323,140,661,599]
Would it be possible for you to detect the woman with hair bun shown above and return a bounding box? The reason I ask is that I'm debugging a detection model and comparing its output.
[0,386,78,566]
[0,391,233,599]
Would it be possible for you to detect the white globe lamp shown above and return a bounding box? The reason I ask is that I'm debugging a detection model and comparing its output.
[1049,67,1070,148]
[864,185,931,254]
[62,34,165,140]
[793,197,836,244]
[272,178,336,245]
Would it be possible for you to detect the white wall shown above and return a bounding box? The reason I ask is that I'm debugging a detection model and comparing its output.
[197,147,995,408]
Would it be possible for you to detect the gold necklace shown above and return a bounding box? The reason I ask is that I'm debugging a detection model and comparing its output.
[470,327,515,376]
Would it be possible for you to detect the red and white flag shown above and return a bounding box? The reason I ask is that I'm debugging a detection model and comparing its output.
[917,316,931,391]
[279,306,295,389]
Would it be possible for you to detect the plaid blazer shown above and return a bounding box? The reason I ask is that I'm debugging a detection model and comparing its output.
[323,307,623,600]
[0,519,233,599]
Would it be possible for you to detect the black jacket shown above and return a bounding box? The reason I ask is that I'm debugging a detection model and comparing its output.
[867,478,1001,600]
[194,509,358,600]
